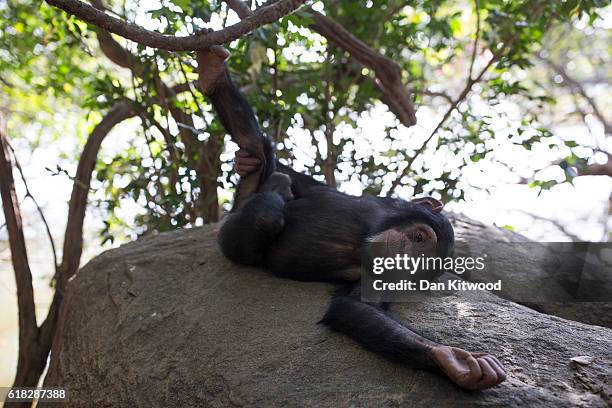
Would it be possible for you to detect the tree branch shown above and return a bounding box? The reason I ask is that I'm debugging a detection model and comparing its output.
[308,10,416,127]
[89,9,222,222]
[0,116,42,389]
[468,0,480,81]
[388,55,498,194]
[57,101,135,288]
[1,102,135,396]
[416,89,454,104]
[322,50,337,187]
[539,55,611,136]
[578,160,612,177]
[45,0,308,51]
[88,4,198,163]
[513,210,581,242]
[224,0,416,127]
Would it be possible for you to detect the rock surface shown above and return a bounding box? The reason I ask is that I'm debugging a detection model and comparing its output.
[449,214,612,328]
[44,224,612,407]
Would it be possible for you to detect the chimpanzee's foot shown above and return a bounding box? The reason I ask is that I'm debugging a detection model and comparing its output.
[430,345,506,390]
[261,172,294,202]
[196,45,231,94]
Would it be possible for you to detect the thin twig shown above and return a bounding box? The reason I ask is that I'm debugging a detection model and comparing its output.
[6,141,59,270]
[177,58,206,118]
[416,89,454,104]
[388,55,498,194]
[513,210,580,241]
[0,75,13,87]
[468,0,480,81]
[539,54,611,136]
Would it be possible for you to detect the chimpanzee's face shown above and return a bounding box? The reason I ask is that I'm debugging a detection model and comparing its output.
[368,223,439,258]
[367,196,454,259]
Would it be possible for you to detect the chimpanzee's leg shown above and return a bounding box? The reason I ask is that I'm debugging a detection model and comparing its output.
[321,285,507,390]
[233,155,333,199]
[276,161,332,198]
[218,191,284,266]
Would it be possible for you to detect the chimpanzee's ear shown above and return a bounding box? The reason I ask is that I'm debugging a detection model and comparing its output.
[412,197,444,213]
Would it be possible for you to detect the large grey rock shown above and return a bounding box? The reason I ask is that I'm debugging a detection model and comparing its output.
[449,214,612,328]
[44,224,612,407]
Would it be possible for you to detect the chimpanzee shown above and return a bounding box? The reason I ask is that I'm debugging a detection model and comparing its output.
[196,46,506,391]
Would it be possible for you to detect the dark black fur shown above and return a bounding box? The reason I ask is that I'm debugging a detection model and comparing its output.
[207,65,454,370]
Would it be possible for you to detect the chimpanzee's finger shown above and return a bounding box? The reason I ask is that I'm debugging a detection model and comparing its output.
[483,356,506,381]
[235,149,252,158]
[236,157,261,166]
[210,45,231,61]
[236,164,259,175]
[476,358,498,388]
[236,163,260,171]
[463,354,482,380]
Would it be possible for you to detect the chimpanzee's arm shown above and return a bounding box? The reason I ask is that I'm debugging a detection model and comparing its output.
[197,49,275,207]
[198,48,333,199]
[196,47,266,157]
[321,285,507,390]
[205,69,269,156]
[321,287,437,368]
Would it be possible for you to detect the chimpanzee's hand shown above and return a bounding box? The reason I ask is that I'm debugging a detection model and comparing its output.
[235,149,261,176]
[196,45,231,94]
[430,346,507,390]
